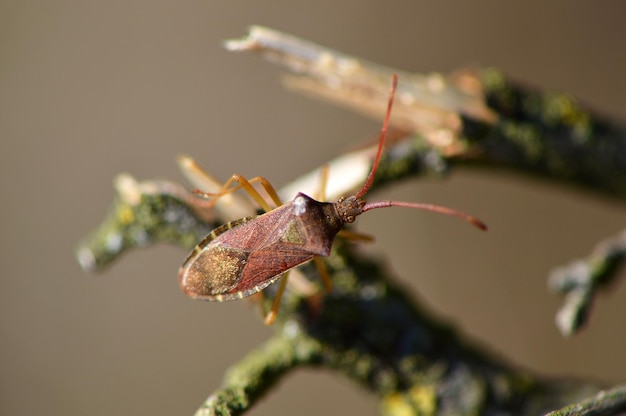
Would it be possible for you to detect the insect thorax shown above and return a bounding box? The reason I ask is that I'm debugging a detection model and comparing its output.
[290,193,343,256]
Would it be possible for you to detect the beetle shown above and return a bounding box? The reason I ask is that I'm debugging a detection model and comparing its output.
[178,74,486,324]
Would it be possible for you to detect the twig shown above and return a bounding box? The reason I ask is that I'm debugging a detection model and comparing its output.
[544,383,626,416]
[548,230,626,336]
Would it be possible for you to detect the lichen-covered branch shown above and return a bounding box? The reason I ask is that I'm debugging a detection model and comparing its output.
[226,26,626,200]
[468,69,626,199]
[225,26,626,336]
[76,173,216,272]
[75,176,605,415]
[544,383,626,416]
[193,336,322,416]
[76,26,626,415]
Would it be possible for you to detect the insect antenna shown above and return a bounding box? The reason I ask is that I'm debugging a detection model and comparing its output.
[362,200,487,231]
[354,74,398,199]
[352,74,486,231]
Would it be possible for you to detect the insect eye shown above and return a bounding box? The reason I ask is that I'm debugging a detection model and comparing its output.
[345,216,355,223]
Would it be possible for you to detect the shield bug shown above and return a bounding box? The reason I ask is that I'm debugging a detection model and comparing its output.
[178,74,486,324]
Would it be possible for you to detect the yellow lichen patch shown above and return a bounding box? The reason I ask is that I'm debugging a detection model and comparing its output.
[117,205,135,224]
[381,385,437,416]
[381,392,416,416]
[406,385,437,414]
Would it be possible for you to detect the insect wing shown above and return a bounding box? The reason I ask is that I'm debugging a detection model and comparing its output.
[206,203,320,300]
[178,216,257,300]
[178,205,314,301]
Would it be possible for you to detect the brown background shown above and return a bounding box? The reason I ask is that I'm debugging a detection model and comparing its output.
[2,2,625,415]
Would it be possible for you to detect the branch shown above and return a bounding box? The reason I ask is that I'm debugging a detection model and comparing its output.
[548,230,626,336]
[193,336,320,416]
[544,383,626,416]
[76,26,626,415]
[225,26,626,336]
[75,180,605,414]
[225,26,626,200]
[76,173,216,272]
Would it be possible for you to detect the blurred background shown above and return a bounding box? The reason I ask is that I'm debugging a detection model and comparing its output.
[2,2,625,415]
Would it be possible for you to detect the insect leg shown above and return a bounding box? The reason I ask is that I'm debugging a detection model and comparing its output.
[265,259,330,324]
[265,258,332,325]
[177,156,223,194]
[313,257,332,292]
[315,164,329,202]
[263,273,289,325]
[337,229,375,242]
[244,176,283,208]
[194,174,281,213]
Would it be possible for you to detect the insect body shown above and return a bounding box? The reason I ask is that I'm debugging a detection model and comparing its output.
[178,74,486,323]
[180,193,344,301]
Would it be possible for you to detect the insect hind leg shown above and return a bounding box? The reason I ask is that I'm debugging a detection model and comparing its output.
[194,174,283,213]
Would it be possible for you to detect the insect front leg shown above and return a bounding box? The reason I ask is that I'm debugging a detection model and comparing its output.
[337,229,375,243]
[315,164,329,202]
